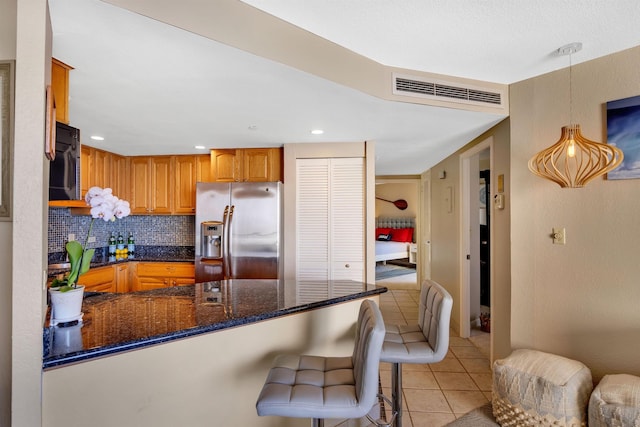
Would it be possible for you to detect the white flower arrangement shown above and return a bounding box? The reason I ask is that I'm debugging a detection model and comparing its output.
[51,187,131,291]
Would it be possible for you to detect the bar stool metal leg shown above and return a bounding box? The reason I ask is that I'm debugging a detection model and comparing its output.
[391,362,403,427]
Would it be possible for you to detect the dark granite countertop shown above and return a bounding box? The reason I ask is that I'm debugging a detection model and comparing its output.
[43,279,387,369]
[47,245,195,276]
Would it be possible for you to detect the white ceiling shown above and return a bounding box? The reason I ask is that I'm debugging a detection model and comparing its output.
[49,0,640,176]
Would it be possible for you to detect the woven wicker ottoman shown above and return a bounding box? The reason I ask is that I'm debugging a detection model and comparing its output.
[492,349,593,426]
[589,373,640,427]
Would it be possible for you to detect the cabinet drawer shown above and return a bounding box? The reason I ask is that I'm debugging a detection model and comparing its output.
[136,262,195,278]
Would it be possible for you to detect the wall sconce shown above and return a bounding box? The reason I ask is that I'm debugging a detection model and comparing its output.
[528,42,623,188]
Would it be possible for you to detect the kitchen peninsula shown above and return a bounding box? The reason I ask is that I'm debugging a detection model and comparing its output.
[42,279,385,427]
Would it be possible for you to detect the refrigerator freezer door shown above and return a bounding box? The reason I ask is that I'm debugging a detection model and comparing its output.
[228,182,281,279]
[195,183,231,257]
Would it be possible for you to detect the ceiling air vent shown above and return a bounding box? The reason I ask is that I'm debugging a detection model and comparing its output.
[393,73,504,108]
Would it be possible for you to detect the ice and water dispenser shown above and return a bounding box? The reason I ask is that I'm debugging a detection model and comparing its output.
[201,221,224,259]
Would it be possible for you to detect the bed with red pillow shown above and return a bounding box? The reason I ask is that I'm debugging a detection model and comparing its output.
[375,217,415,263]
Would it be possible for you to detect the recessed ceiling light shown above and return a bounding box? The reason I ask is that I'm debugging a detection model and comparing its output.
[194,145,206,150]
[90,135,104,141]
[248,125,258,131]
[311,129,324,135]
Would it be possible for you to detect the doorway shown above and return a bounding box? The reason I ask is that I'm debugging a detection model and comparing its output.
[460,138,493,352]
[375,179,420,289]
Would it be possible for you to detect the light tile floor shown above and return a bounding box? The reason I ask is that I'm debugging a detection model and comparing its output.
[375,273,492,427]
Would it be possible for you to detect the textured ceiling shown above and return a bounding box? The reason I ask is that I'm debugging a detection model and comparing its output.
[49,0,640,175]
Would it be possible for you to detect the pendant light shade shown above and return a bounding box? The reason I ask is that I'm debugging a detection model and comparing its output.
[528,42,624,188]
[528,124,624,188]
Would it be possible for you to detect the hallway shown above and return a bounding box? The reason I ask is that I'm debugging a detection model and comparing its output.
[376,277,491,427]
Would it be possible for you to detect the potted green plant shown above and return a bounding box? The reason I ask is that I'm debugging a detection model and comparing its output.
[49,187,130,322]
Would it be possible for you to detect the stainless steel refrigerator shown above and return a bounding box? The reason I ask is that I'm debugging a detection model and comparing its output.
[195,182,282,282]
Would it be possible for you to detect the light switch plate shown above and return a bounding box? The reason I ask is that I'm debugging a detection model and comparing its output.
[552,227,566,245]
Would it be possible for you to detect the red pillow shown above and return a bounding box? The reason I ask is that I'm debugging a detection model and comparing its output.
[376,227,392,236]
[390,228,413,242]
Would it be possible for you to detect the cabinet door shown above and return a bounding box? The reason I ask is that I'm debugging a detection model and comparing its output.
[79,265,116,293]
[243,148,272,182]
[129,157,151,214]
[92,148,111,189]
[80,145,91,199]
[174,156,197,214]
[110,153,128,201]
[151,156,173,214]
[115,264,129,293]
[51,58,71,124]
[211,149,241,182]
[196,154,213,182]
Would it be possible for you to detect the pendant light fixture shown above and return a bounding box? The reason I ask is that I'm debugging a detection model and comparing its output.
[528,42,623,188]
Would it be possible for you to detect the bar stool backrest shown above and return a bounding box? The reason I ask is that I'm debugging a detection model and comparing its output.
[418,280,453,361]
[352,299,386,409]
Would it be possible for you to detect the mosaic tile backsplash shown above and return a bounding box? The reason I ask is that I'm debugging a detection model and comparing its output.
[48,209,195,253]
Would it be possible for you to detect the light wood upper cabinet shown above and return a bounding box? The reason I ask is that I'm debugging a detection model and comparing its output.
[174,156,197,214]
[210,148,282,182]
[110,153,128,201]
[129,157,150,213]
[51,58,73,124]
[130,156,174,214]
[211,149,241,182]
[79,146,129,201]
[80,145,91,199]
[152,156,173,214]
[196,154,212,183]
[244,148,282,182]
[73,148,278,213]
[92,148,110,189]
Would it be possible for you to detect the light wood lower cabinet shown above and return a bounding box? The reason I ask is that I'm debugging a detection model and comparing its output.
[80,263,129,293]
[131,262,195,291]
[80,265,117,293]
[75,261,193,293]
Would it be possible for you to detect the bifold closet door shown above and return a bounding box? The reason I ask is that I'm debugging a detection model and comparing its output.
[296,157,365,300]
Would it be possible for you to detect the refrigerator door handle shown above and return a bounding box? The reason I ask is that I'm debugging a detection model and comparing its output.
[222,205,230,278]
[227,205,235,278]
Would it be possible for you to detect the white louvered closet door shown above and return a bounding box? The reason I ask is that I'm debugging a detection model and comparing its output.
[296,157,365,301]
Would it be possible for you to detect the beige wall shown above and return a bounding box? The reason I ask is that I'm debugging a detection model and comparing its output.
[0,1,16,425]
[10,1,51,426]
[375,181,418,219]
[510,45,640,382]
[428,119,511,360]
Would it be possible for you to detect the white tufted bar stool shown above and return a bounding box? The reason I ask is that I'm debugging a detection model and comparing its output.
[380,280,453,427]
[256,299,386,427]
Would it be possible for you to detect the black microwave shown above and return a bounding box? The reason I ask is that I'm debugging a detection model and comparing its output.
[49,122,80,200]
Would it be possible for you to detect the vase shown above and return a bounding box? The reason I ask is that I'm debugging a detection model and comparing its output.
[49,285,85,324]
[52,322,84,355]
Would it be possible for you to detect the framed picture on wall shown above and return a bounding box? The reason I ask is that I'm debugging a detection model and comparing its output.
[606,95,640,180]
